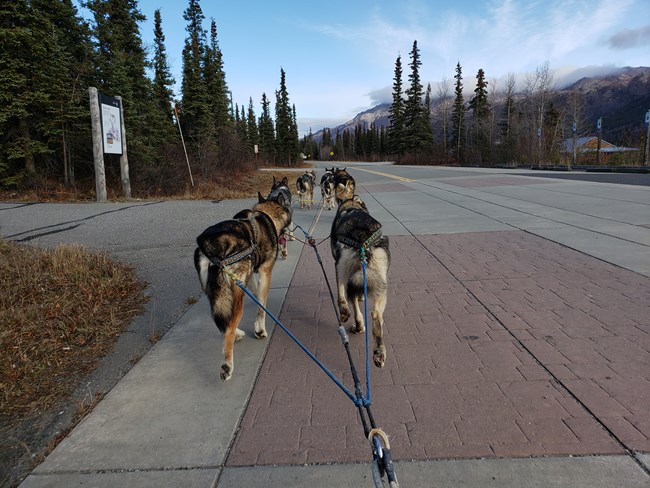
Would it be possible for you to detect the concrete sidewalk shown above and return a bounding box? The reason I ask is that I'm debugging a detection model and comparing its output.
[19,166,650,487]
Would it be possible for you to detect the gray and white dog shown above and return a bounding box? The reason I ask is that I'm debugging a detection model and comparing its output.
[320,167,336,210]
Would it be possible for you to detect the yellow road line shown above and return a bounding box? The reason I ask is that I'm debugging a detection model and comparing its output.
[352,167,413,182]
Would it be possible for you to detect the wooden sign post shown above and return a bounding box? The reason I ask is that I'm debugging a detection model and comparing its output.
[89,87,131,201]
[89,87,107,202]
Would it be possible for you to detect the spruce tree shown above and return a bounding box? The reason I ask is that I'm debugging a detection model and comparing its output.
[37,0,94,183]
[301,129,318,160]
[468,68,490,162]
[180,0,209,144]
[246,97,258,152]
[0,0,80,179]
[422,83,434,151]
[152,9,174,114]
[291,104,301,160]
[274,68,298,164]
[468,69,489,119]
[388,55,405,157]
[204,18,230,131]
[86,0,157,164]
[451,62,465,161]
[234,103,247,143]
[258,92,275,162]
[152,9,175,139]
[404,40,425,154]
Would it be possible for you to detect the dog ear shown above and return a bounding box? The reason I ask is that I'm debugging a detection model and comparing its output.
[258,191,265,203]
[282,176,288,185]
[272,176,277,185]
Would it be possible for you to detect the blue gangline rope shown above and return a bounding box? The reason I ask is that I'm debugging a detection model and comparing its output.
[236,279,369,407]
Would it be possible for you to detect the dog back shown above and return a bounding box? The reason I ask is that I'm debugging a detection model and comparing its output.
[296,174,311,193]
[333,168,355,203]
[331,196,390,297]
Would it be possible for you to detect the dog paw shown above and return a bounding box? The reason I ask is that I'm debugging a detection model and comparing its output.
[373,348,386,368]
[220,363,232,381]
[235,329,245,342]
[255,329,268,339]
[352,324,365,334]
[339,307,350,323]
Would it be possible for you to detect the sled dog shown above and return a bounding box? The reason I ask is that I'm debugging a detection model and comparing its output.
[296,170,316,209]
[330,194,390,368]
[194,183,292,380]
[332,167,355,204]
[320,167,336,210]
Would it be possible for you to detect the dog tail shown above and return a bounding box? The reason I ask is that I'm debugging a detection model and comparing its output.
[193,247,234,334]
[345,243,390,300]
[194,247,211,291]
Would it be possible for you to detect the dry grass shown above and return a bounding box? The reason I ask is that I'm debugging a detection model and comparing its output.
[0,240,148,417]
[178,169,307,201]
[0,167,313,203]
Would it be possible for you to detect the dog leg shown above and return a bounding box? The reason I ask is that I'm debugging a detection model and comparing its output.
[371,292,388,368]
[253,264,273,339]
[352,296,365,333]
[279,235,287,259]
[337,281,351,323]
[221,289,244,381]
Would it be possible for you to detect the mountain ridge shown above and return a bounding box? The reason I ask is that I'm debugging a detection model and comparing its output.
[313,66,650,145]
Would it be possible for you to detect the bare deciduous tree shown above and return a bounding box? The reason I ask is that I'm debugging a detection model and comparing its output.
[523,61,556,163]
[434,76,452,162]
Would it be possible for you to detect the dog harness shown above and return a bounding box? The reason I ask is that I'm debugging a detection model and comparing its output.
[337,227,383,251]
[205,215,260,269]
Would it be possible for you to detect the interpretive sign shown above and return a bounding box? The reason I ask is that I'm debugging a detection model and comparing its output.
[99,93,123,155]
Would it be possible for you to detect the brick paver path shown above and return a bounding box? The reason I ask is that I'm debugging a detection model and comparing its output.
[228,230,650,465]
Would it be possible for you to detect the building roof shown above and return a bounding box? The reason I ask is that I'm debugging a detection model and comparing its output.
[562,137,638,153]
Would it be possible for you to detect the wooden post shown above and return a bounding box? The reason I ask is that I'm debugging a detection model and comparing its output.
[174,104,194,188]
[88,87,107,202]
[570,121,576,171]
[115,95,131,198]
[643,110,650,166]
[596,117,602,166]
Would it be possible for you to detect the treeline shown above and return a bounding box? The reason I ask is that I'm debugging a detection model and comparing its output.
[307,41,645,166]
[0,0,301,195]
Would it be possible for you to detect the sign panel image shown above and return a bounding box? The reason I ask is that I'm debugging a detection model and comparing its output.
[99,94,123,155]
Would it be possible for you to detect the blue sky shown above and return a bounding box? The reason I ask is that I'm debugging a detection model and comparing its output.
[82,0,649,135]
